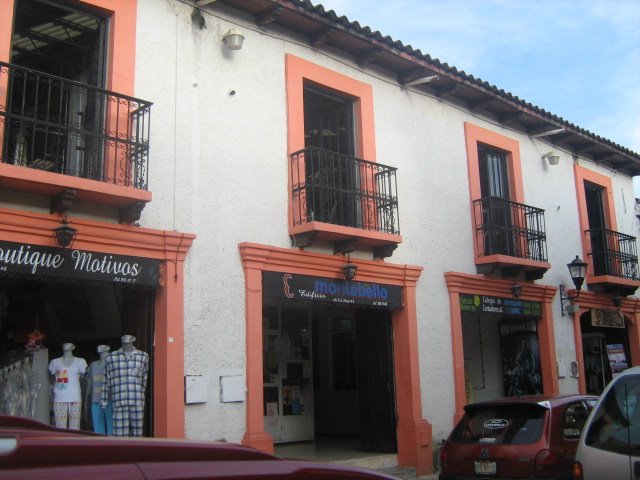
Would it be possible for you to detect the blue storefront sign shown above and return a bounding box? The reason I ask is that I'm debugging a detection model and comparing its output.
[263,271,403,308]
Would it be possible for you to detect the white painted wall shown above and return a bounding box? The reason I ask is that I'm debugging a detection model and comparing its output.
[133,0,639,445]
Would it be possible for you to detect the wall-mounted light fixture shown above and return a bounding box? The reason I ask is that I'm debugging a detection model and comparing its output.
[342,262,357,282]
[53,217,77,248]
[542,151,560,166]
[613,295,622,308]
[510,283,522,299]
[560,255,588,316]
[222,28,245,50]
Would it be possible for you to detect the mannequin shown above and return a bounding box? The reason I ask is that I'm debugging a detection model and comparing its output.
[87,345,113,435]
[48,343,87,429]
[101,335,149,437]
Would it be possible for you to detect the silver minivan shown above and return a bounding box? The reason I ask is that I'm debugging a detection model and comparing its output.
[574,365,640,480]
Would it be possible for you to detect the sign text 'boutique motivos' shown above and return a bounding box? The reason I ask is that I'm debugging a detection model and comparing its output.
[262,271,403,308]
[0,241,160,287]
[459,293,542,317]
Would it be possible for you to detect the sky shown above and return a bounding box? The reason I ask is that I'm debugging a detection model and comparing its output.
[315,0,640,194]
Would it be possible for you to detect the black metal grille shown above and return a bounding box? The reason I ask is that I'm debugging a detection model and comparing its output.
[587,228,639,280]
[473,196,547,262]
[290,147,399,234]
[0,62,151,189]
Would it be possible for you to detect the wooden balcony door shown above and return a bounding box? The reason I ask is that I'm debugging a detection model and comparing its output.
[585,181,609,275]
[478,145,513,256]
[303,84,359,226]
[8,0,107,178]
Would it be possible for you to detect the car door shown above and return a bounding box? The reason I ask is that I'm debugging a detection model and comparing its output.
[0,464,144,480]
[577,372,640,480]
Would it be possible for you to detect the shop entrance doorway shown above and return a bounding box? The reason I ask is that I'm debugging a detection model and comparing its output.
[462,310,542,403]
[264,301,397,456]
[580,310,630,395]
[0,277,155,435]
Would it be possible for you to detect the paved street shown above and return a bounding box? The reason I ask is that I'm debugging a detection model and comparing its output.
[377,466,439,479]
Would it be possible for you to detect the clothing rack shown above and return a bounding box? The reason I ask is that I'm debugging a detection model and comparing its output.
[0,356,30,375]
[0,354,41,419]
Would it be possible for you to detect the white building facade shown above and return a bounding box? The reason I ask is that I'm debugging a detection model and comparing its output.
[1,0,639,476]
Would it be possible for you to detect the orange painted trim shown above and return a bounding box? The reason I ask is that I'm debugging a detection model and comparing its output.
[75,0,136,96]
[2,0,138,194]
[570,292,640,394]
[463,123,525,261]
[74,0,137,185]
[572,306,587,395]
[285,55,378,237]
[463,122,524,204]
[0,207,194,438]
[238,242,432,475]
[445,272,557,424]
[0,0,16,158]
[0,0,15,63]
[290,222,402,246]
[573,164,617,281]
[475,255,551,270]
[589,275,640,289]
[285,54,376,159]
[0,163,151,206]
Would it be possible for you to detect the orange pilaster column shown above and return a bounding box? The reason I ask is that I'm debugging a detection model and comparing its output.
[240,256,273,453]
[445,277,467,425]
[154,258,186,438]
[394,278,433,476]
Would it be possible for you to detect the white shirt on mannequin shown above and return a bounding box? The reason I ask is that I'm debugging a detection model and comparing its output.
[49,345,87,403]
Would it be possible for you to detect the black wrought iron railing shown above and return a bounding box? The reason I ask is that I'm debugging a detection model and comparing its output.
[290,147,399,235]
[0,62,151,189]
[587,228,639,280]
[473,196,547,262]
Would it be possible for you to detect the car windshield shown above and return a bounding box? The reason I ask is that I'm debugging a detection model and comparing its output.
[449,404,546,445]
[585,373,640,455]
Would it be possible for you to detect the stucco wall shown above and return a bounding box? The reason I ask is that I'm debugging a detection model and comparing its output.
[134,0,638,444]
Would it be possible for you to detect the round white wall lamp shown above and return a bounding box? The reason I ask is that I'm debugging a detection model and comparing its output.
[222,29,245,50]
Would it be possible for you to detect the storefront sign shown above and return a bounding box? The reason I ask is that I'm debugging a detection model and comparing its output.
[0,240,160,287]
[591,309,625,328]
[460,294,542,317]
[263,271,403,308]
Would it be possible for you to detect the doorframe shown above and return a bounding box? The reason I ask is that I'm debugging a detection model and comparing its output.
[445,272,558,425]
[573,165,616,280]
[0,206,194,437]
[239,242,433,475]
[570,291,640,394]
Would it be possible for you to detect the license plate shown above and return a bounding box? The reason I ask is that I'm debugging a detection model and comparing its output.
[474,460,496,475]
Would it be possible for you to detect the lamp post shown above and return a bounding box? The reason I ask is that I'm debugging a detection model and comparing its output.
[560,255,588,316]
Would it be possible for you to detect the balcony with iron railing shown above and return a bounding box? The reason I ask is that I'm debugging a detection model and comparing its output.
[0,62,152,221]
[472,196,550,280]
[585,228,640,295]
[289,146,401,258]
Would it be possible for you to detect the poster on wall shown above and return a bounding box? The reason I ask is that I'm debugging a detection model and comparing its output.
[500,330,542,396]
[606,344,629,378]
[265,402,278,426]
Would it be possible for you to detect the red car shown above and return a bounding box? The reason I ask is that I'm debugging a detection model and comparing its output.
[0,415,397,480]
[439,394,597,480]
